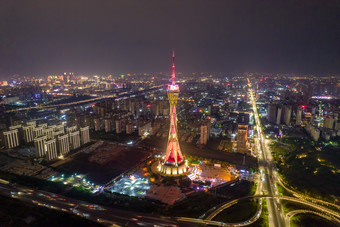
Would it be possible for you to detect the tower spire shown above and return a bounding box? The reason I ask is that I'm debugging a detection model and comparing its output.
[158,50,186,176]
[172,49,175,85]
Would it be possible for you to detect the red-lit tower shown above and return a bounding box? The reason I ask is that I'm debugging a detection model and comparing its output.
[159,50,187,175]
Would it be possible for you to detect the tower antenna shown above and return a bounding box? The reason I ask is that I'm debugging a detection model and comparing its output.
[172,49,175,85]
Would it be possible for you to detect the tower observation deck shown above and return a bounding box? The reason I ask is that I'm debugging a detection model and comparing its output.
[158,50,187,176]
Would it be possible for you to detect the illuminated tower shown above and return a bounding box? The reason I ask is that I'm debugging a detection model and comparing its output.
[159,50,187,175]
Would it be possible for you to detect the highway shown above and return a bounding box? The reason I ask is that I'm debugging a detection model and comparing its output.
[248,79,286,227]
[6,172,340,227]
[0,182,196,227]
[247,79,340,226]
[2,178,339,227]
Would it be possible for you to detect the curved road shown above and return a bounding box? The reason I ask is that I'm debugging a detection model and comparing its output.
[286,209,340,227]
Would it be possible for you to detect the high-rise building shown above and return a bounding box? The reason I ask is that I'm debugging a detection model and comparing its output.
[57,134,69,156]
[22,125,34,143]
[335,120,340,131]
[126,122,134,134]
[80,126,90,145]
[104,119,113,132]
[200,125,208,145]
[94,118,101,131]
[33,127,44,139]
[159,51,186,176]
[324,117,334,129]
[276,106,282,125]
[38,123,48,129]
[296,106,302,125]
[26,121,36,127]
[66,126,77,134]
[2,129,19,149]
[69,131,81,149]
[55,124,65,133]
[129,100,135,116]
[115,119,123,134]
[9,125,22,131]
[200,119,211,145]
[54,130,64,138]
[284,105,292,125]
[45,139,58,161]
[48,125,56,131]
[267,104,277,123]
[237,124,248,153]
[138,121,151,137]
[305,124,320,141]
[9,125,22,142]
[34,136,47,157]
[83,115,91,128]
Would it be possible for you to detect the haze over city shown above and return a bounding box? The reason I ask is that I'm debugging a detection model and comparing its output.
[0,0,340,78]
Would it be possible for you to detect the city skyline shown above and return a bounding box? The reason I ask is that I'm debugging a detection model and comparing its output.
[0,0,340,79]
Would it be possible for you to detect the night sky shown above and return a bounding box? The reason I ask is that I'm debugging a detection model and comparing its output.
[0,0,339,78]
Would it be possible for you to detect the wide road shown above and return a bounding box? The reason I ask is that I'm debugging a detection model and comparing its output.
[248,79,286,227]
[0,182,197,227]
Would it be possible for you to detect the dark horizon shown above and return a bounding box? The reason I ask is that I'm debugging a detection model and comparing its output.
[0,0,340,79]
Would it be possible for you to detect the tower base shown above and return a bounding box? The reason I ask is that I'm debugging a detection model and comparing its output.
[158,160,187,176]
